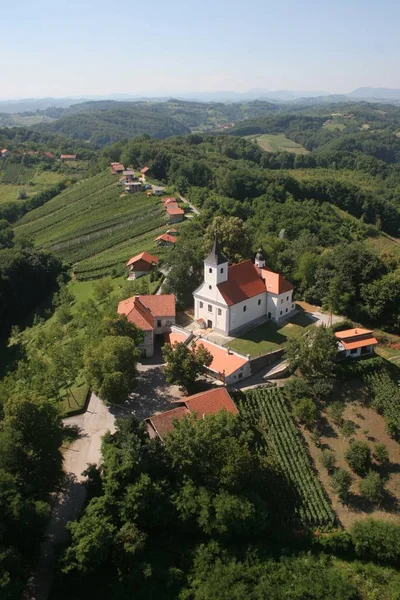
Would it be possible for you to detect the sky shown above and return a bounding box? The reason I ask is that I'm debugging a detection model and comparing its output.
[1,0,400,98]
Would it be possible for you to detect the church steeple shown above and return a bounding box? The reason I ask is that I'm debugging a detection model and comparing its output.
[205,235,228,266]
[255,247,265,268]
[204,235,228,285]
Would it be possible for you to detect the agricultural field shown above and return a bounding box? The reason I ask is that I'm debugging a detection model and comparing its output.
[0,162,69,204]
[323,121,346,131]
[13,170,176,279]
[246,133,309,154]
[240,386,335,527]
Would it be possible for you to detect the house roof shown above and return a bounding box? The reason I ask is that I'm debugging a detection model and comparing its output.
[166,205,184,215]
[164,330,190,345]
[1,148,8,152]
[205,236,228,266]
[146,388,238,440]
[123,170,135,175]
[60,154,76,159]
[260,268,294,295]
[155,233,177,244]
[192,338,248,377]
[126,251,158,267]
[141,166,150,173]
[43,151,55,158]
[335,328,378,350]
[162,196,177,203]
[163,198,177,205]
[147,406,190,439]
[217,260,266,306]
[117,296,154,331]
[184,387,239,416]
[167,228,177,234]
[118,294,175,321]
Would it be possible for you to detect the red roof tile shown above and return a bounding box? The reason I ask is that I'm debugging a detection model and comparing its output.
[147,406,190,439]
[126,251,159,267]
[335,328,378,350]
[335,328,373,340]
[155,233,177,244]
[162,196,177,203]
[60,154,76,159]
[164,330,190,345]
[166,205,184,215]
[260,268,294,295]
[141,166,150,174]
[117,297,154,330]
[184,387,238,416]
[218,260,265,306]
[139,294,176,317]
[192,338,248,377]
[43,151,55,158]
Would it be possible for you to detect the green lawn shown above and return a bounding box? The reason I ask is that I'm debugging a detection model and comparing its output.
[0,170,66,204]
[248,133,308,155]
[227,313,314,357]
[323,122,346,131]
[59,374,90,416]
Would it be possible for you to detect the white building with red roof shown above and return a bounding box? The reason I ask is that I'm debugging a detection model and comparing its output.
[145,387,238,440]
[193,240,295,335]
[125,251,158,280]
[335,328,378,359]
[117,294,176,357]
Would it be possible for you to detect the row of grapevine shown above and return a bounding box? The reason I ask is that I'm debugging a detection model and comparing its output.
[240,387,335,528]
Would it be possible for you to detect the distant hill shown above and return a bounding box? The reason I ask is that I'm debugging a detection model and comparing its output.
[348,87,400,100]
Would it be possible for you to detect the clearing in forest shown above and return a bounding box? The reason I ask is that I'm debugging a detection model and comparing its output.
[251,133,309,154]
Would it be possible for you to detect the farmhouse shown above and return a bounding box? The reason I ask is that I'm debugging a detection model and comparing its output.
[152,186,165,196]
[1,148,9,158]
[117,294,176,357]
[145,387,238,440]
[110,162,124,174]
[43,151,55,159]
[166,204,184,223]
[141,166,150,175]
[60,154,77,161]
[162,196,177,205]
[193,241,295,335]
[125,251,158,280]
[335,328,378,359]
[154,233,177,247]
[125,181,144,193]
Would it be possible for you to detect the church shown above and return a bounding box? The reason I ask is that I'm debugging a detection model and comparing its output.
[193,239,295,336]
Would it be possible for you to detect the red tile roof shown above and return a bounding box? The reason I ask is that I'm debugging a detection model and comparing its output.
[155,233,177,244]
[147,406,190,439]
[117,296,154,330]
[335,328,378,350]
[166,205,184,215]
[141,166,150,174]
[184,387,239,416]
[146,388,238,440]
[192,338,248,377]
[126,251,159,267]
[164,330,190,345]
[60,154,76,159]
[118,294,175,323]
[260,268,294,295]
[162,196,177,203]
[217,260,266,306]
[43,151,55,158]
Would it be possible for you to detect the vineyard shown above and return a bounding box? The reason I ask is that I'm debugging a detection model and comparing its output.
[13,171,172,279]
[0,160,35,184]
[240,387,335,528]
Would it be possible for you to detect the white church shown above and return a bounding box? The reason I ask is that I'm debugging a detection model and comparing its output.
[193,238,296,336]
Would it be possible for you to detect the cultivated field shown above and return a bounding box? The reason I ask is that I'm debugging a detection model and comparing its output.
[246,133,308,154]
[240,387,335,527]
[0,163,71,204]
[13,170,174,279]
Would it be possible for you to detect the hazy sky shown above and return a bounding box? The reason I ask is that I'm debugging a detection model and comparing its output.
[2,0,399,98]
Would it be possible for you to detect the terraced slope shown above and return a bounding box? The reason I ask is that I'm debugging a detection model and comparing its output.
[14,171,170,279]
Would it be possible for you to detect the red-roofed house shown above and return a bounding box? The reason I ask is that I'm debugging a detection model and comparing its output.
[60,154,77,161]
[154,233,177,247]
[335,328,378,359]
[126,251,158,280]
[111,162,125,174]
[145,387,238,440]
[43,151,55,159]
[117,294,176,357]
[166,204,184,223]
[1,148,9,158]
[192,337,251,385]
[141,166,150,176]
[193,242,295,335]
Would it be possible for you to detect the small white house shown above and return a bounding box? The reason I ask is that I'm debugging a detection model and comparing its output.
[335,328,378,359]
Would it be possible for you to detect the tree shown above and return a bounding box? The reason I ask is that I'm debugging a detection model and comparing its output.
[374,443,390,466]
[0,220,14,249]
[162,341,212,393]
[327,401,345,426]
[345,441,371,475]
[284,377,311,403]
[320,450,336,474]
[84,336,140,404]
[100,315,144,346]
[351,519,400,564]
[204,216,252,263]
[359,471,385,506]
[93,278,113,302]
[285,326,337,390]
[362,271,400,332]
[292,398,318,429]
[331,469,352,503]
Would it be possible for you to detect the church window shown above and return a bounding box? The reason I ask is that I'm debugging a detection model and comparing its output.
[285,308,288,313]
[209,268,212,273]
[292,303,294,309]
[258,299,261,305]
[208,304,212,312]
[243,305,247,312]
[280,310,282,315]
[220,267,224,273]
[286,296,289,301]
[200,301,203,308]
[218,308,222,315]
[281,299,283,304]
[209,285,212,290]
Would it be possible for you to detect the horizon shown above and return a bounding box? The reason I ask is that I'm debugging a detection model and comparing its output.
[2,0,400,99]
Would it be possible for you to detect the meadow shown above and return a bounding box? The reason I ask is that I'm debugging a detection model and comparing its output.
[13,170,175,279]
[0,162,70,204]
[246,133,309,154]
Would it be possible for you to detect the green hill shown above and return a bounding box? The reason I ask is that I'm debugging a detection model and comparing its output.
[13,171,171,279]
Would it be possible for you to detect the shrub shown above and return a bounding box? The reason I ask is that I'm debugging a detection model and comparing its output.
[310,377,334,399]
[351,519,400,564]
[340,420,356,438]
[327,401,344,426]
[374,443,390,465]
[331,469,352,503]
[345,441,371,475]
[319,450,336,473]
[292,398,319,429]
[316,530,352,554]
[358,471,385,505]
[284,377,311,403]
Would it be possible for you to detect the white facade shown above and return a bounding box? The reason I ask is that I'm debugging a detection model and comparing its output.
[267,292,295,321]
[229,293,266,334]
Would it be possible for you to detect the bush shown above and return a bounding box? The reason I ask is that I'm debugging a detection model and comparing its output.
[345,441,371,475]
[331,319,355,333]
[358,471,385,505]
[331,469,352,503]
[315,530,352,554]
[327,401,344,426]
[292,397,319,429]
[374,443,390,465]
[319,450,336,473]
[284,377,311,403]
[351,519,400,564]
[310,377,334,399]
[340,420,356,438]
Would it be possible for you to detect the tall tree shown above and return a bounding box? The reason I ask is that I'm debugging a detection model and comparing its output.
[162,341,212,393]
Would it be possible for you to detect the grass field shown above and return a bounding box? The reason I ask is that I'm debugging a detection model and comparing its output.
[13,170,176,279]
[227,312,314,357]
[8,115,56,126]
[323,122,346,131]
[0,167,67,204]
[246,133,308,155]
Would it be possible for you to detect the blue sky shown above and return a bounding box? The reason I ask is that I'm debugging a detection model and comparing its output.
[1,0,399,98]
